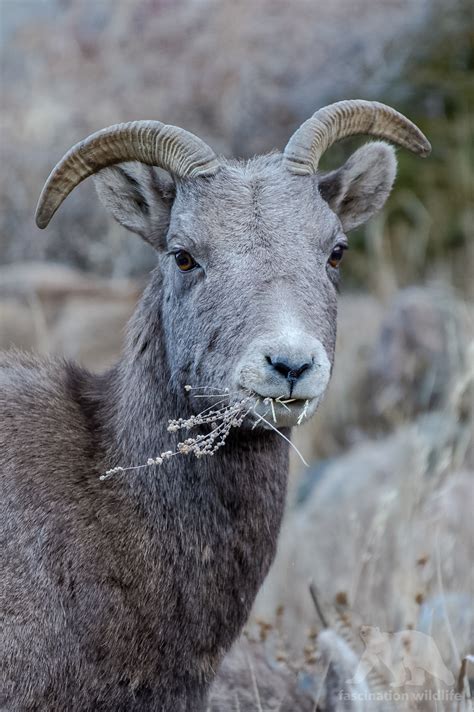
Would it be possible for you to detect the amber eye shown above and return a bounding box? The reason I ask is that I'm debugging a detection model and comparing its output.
[328,244,347,269]
[174,250,197,272]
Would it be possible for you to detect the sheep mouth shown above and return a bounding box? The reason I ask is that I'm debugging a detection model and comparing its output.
[245,392,317,428]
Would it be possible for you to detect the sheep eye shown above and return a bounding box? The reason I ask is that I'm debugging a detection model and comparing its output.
[175,250,197,272]
[328,244,347,269]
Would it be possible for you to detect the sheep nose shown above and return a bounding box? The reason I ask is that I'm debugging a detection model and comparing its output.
[266,355,313,384]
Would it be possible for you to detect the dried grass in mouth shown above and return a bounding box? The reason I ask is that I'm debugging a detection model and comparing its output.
[101,386,310,479]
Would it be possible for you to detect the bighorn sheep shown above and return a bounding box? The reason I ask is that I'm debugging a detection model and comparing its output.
[1,100,430,711]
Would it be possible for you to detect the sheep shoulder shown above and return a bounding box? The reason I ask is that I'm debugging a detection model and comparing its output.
[0,351,106,484]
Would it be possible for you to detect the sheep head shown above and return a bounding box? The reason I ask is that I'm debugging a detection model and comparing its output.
[35,101,430,428]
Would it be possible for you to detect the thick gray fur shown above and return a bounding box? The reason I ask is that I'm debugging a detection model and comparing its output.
[1,142,396,711]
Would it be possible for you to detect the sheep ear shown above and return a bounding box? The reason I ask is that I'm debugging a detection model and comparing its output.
[93,162,175,250]
[318,142,397,232]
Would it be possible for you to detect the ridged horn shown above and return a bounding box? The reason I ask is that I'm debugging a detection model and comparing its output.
[35,121,220,229]
[283,100,431,175]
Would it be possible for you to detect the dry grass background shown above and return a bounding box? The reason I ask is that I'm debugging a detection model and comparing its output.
[0,0,473,709]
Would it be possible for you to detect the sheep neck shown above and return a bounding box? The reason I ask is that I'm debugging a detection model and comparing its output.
[94,285,290,700]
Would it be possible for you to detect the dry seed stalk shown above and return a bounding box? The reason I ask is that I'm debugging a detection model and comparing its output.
[101,385,310,480]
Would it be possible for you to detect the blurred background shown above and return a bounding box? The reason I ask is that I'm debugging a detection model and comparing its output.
[1,0,473,708]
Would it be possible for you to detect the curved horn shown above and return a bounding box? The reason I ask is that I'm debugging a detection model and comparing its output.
[35,121,219,228]
[283,100,431,175]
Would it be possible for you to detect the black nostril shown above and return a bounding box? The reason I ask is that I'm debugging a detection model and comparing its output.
[267,356,312,382]
[272,360,293,379]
